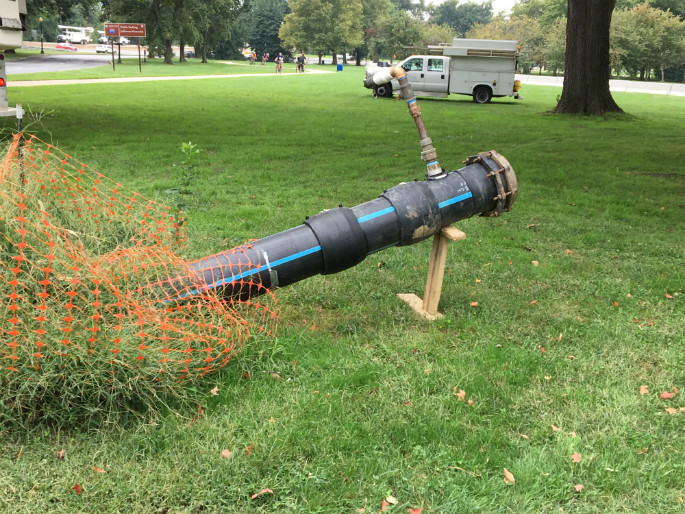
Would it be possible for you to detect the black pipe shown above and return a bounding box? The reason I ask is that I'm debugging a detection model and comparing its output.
[169,151,517,302]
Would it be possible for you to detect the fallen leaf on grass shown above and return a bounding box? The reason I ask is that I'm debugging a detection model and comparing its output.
[72,483,82,495]
[57,449,65,460]
[613,301,620,308]
[210,386,219,396]
[660,391,675,399]
[453,388,466,400]
[637,447,648,455]
[380,500,389,512]
[251,488,273,500]
[221,449,231,459]
[386,496,398,505]
[530,299,537,305]
[639,385,649,395]
[408,508,422,514]
[574,484,584,493]
[246,444,255,456]
[665,293,673,299]
[551,424,561,432]
[467,399,475,406]
[531,260,539,267]
[93,467,106,474]
[503,468,515,485]
[469,301,479,307]
[665,407,677,415]
[678,497,683,503]
[571,452,582,463]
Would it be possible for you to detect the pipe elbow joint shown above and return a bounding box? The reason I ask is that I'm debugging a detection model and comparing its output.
[389,67,406,81]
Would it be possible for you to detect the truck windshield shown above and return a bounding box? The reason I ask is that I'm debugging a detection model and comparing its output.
[403,58,423,72]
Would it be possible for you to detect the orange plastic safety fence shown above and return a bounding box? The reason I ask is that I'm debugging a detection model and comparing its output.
[0,134,278,381]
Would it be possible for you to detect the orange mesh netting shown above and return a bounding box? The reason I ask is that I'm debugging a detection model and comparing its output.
[0,134,278,382]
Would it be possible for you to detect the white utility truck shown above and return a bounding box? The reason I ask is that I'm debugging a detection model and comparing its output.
[57,25,94,45]
[365,39,521,103]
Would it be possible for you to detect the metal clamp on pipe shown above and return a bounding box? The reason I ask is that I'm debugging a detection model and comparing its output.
[464,151,518,217]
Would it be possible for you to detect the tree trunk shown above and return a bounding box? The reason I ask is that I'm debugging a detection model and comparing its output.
[164,38,173,65]
[202,45,208,64]
[179,38,186,63]
[332,52,337,65]
[318,52,323,64]
[552,0,621,115]
[342,53,348,64]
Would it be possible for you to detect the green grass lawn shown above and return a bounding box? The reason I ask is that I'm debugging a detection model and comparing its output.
[0,64,683,513]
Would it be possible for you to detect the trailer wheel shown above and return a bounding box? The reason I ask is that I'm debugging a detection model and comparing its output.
[374,84,394,98]
[473,86,493,104]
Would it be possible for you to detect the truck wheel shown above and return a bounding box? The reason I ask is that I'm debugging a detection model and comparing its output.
[374,84,394,98]
[473,86,493,104]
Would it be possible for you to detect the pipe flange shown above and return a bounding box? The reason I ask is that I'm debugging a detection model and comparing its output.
[465,151,518,217]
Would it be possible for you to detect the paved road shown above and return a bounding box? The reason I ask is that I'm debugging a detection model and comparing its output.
[516,74,685,97]
[7,53,113,74]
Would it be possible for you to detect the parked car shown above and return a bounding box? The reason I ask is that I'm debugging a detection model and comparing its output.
[184,50,195,58]
[95,43,112,54]
[55,43,78,51]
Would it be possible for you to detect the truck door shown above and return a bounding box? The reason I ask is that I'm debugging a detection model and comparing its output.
[401,57,426,91]
[424,57,449,93]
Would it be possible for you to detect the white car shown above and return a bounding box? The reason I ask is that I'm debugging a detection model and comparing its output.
[96,43,113,53]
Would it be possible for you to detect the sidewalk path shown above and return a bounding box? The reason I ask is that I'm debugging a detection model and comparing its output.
[8,64,334,88]
[516,74,685,97]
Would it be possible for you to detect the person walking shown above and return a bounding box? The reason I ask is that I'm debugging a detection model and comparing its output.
[274,52,284,74]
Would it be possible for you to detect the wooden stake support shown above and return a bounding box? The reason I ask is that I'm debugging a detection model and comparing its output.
[397,226,466,320]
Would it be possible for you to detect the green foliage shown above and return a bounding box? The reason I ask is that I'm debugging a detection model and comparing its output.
[543,16,566,74]
[430,0,493,37]
[467,15,545,73]
[366,8,423,60]
[280,0,364,55]
[166,141,201,230]
[420,22,458,46]
[611,3,685,80]
[243,0,290,56]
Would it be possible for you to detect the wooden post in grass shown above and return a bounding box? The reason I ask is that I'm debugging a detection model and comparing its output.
[397,226,466,320]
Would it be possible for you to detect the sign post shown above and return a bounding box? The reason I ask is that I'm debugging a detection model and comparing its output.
[104,23,147,72]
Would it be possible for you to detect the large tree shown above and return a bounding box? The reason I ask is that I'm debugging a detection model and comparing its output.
[366,8,423,61]
[430,0,493,37]
[552,0,622,115]
[279,0,363,64]
[245,0,289,57]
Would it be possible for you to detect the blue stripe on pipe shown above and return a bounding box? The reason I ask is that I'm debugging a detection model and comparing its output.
[357,206,396,224]
[172,245,322,300]
[438,192,473,209]
[407,99,416,105]
[426,160,438,167]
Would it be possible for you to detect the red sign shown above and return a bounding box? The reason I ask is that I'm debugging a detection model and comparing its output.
[104,23,146,38]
